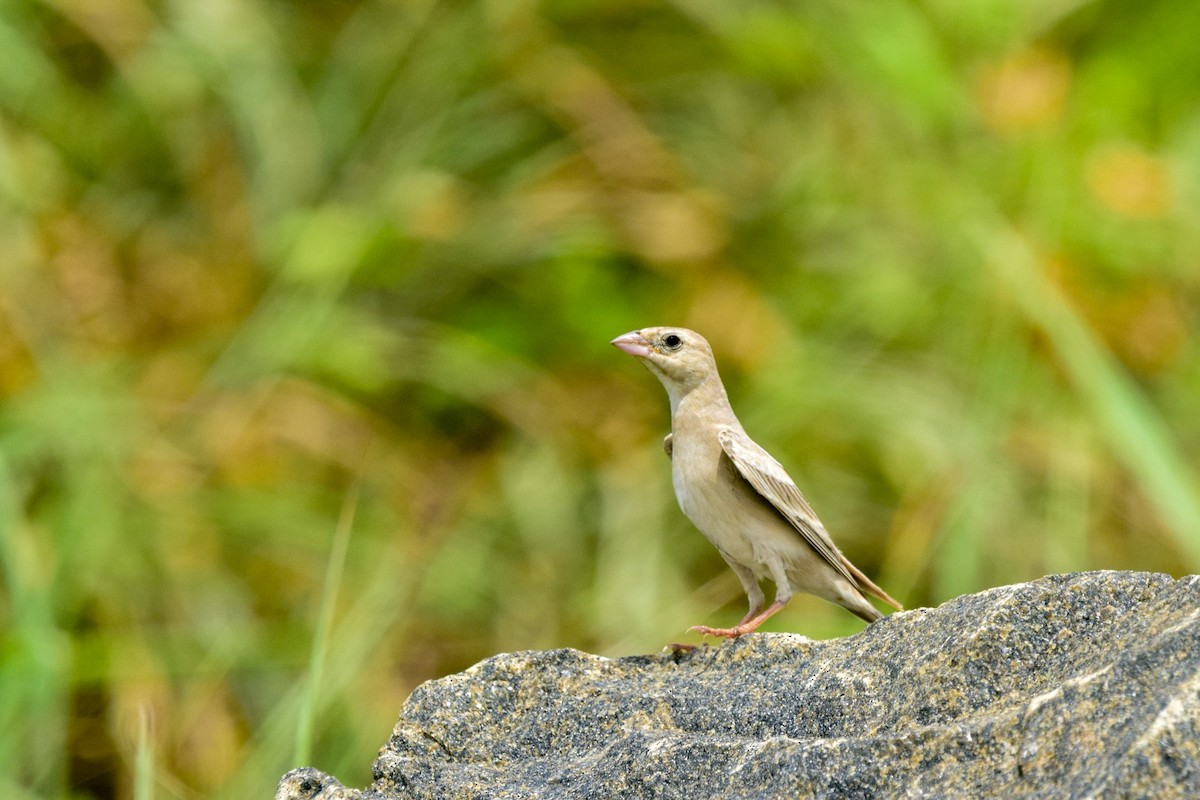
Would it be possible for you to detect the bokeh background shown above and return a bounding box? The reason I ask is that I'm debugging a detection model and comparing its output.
[3,0,1200,797]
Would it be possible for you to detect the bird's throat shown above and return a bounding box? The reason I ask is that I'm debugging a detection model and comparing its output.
[667,376,734,425]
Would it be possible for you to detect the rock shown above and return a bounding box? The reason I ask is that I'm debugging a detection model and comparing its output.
[274,768,362,800]
[275,571,1200,799]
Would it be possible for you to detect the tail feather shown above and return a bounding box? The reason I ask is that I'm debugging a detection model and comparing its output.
[844,597,882,623]
[842,558,903,612]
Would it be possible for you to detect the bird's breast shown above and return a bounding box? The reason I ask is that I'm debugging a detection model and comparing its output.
[669,424,801,572]
[669,430,747,530]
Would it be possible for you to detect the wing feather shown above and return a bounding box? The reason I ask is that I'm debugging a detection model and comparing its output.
[718,427,901,610]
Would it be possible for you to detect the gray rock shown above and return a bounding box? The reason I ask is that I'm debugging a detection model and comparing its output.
[276,571,1200,799]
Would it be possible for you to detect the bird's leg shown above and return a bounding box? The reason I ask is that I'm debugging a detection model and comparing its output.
[689,599,789,638]
[690,561,790,638]
[736,604,764,628]
[696,556,768,638]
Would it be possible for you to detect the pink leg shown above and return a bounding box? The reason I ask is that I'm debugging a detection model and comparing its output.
[689,598,789,639]
[736,603,763,627]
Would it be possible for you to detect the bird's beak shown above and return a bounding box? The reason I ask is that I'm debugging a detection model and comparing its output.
[611,331,653,358]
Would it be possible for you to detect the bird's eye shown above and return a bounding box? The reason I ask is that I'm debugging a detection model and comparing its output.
[663,333,683,350]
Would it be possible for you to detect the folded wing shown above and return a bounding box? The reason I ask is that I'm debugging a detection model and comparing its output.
[717,427,902,611]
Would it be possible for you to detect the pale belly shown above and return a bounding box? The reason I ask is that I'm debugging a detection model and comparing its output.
[671,445,801,577]
[663,420,862,608]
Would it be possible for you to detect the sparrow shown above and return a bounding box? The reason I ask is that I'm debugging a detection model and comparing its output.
[612,326,901,637]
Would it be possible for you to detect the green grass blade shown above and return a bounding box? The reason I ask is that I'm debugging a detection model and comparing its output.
[134,706,155,800]
[294,480,360,766]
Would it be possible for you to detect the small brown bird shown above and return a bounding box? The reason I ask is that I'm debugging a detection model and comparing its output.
[612,326,901,637]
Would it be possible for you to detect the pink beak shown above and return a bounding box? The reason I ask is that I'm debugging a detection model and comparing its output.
[611,331,653,358]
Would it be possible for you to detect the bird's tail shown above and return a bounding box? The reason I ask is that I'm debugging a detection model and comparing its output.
[842,557,903,612]
[843,597,882,623]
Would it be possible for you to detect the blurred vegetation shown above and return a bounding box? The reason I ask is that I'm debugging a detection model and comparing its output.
[2,0,1199,796]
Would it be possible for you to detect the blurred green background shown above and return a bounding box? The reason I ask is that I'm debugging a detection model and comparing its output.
[3,0,1200,796]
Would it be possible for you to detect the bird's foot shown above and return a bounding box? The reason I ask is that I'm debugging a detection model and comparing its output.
[689,599,788,638]
[688,624,754,639]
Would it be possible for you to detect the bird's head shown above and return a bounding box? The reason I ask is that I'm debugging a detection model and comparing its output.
[611,327,719,405]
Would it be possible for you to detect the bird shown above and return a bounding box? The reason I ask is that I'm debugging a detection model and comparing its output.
[611,326,901,637]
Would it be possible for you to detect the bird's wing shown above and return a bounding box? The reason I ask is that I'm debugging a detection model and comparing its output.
[717,427,857,586]
[718,427,902,610]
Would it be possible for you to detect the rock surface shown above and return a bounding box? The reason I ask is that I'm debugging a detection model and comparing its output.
[276,571,1200,799]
